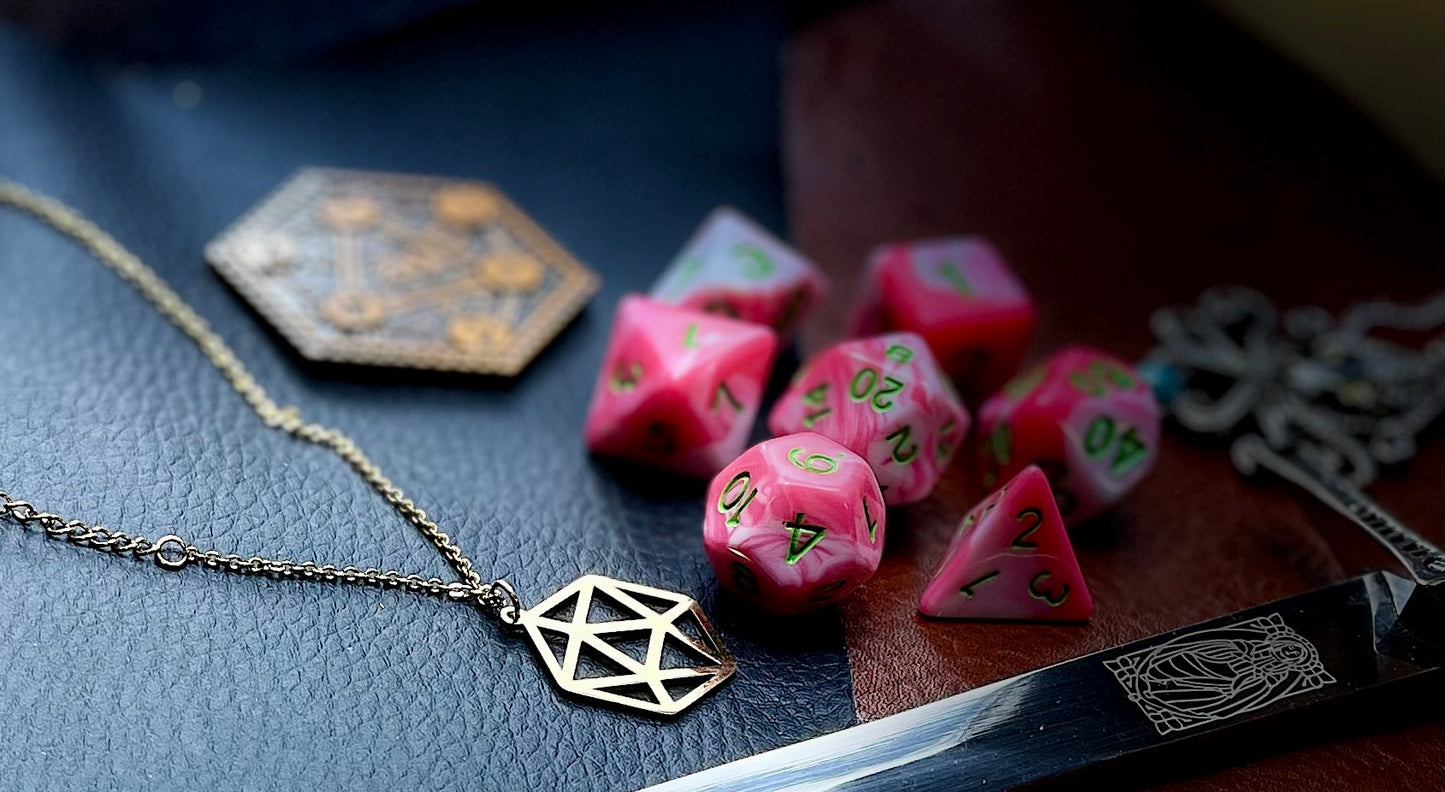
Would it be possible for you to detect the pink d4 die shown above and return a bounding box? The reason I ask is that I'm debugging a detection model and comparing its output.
[919,465,1092,622]
[849,237,1035,398]
[651,207,829,335]
[975,346,1161,525]
[703,433,885,615]
[768,332,970,505]
[584,295,777,478]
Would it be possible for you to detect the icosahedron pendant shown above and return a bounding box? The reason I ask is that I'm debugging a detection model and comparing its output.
[517,575,736,716]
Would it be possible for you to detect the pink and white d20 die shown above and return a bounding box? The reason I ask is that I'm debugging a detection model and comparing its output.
[703,433,885,615]
[849,237,1035,398]
[584,295,777,478]
[975,346,1161,525]
[768,332,970,505]
[919,465,1092,622]
[650,207,829,335]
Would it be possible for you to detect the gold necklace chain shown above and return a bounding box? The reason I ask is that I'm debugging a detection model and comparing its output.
[0,177,521,624]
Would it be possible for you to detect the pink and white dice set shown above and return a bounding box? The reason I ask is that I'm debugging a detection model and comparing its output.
[584,209,1161,618]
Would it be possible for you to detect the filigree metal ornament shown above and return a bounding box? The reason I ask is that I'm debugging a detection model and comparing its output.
[517,575,736,716]
[1147,288,1445,486]
[1104,613,1335,735]
[207,168,599,376]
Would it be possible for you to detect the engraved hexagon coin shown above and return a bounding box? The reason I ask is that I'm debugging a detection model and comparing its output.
[206,168,599,376]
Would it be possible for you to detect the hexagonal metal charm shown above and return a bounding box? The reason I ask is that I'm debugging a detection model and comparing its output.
[206,168,599,376]
[517,575,736,716]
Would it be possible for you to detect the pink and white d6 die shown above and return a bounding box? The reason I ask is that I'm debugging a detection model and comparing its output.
[768,332,970,505]
[849,237,1035,399]
[584,295,777,478]
[703,433,885,615]
[650,207,828,335]
[975,346,1161,525]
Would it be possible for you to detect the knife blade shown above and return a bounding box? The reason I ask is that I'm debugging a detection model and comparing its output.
[641,570,1441,792]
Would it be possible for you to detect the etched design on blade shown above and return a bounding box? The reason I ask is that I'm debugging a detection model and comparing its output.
[1104,613,1335,735]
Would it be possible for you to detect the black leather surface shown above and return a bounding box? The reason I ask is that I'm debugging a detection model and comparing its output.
[0,5,856,790]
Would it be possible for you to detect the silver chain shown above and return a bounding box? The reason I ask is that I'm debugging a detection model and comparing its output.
[0,177,521,625]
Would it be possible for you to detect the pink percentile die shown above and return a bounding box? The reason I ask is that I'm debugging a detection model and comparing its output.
[975,345,1161,525]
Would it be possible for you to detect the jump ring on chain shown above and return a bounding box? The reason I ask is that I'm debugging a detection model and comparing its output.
[152,534,190,571]
[487,579,522,626]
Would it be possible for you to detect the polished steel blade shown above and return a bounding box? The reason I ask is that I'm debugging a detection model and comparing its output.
[641,572,1441,792]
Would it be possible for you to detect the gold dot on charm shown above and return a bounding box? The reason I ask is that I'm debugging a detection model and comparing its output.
[320,291,387,332]
[433,185,501,229]
[446,315,512,352]
[475,251,545,293]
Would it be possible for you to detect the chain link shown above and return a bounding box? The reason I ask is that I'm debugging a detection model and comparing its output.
[0,177,520,624]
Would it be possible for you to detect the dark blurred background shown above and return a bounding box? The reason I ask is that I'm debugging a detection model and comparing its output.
[2,0,1440,181]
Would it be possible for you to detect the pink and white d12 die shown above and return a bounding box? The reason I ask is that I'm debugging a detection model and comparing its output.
[849,237,1035,398]
[919,465,1092,622]
[703,433,885,615]
[768,332,970,505]
[650,207,828,335]
[584,295,777,478]
[975,346,1161,525]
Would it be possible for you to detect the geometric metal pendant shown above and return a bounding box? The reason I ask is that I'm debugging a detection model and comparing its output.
[206,168,599,376]
[516,575,736,716]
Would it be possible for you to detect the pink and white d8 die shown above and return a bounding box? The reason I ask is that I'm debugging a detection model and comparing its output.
[849,237,1035,398]
[584,295,777,478]
[650,207,828,335]
[768,332,970,505]
[975,346,1161,525]
[703,433,885,615]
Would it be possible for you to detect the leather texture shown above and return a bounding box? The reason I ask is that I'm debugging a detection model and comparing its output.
[0,5,856,791]
[782,1,1444,790]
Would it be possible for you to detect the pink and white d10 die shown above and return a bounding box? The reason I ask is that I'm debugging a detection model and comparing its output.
[703,433,885,615]
[975,346,1161,525]
[584,295,777,478]
[768,332,970,505]
[849,237,1035,398]
[650,207,828,335]
[919,465,1092,622]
